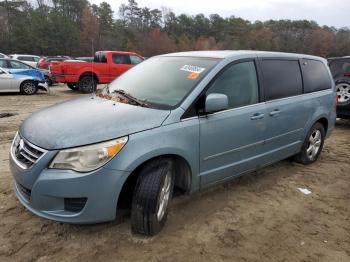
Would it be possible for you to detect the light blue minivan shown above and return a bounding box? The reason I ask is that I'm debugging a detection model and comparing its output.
[10,51,336,235]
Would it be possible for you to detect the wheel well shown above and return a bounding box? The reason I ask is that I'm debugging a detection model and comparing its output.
[79,72,98,82]
[316,117,328,133]
[116,155,192,213]
[20,80,38,87]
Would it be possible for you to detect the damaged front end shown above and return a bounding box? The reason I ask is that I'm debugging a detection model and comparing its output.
[9,69,48,91]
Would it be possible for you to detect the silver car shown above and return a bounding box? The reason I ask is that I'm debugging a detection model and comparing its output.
[0,67,48,94]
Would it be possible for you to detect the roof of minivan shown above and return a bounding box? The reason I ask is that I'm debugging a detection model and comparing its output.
[160,50,324,61]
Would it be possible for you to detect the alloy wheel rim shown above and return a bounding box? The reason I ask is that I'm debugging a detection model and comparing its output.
[336,83,350,104]
[157,171,171,221]
[23,82,35,94]
[306,130,322,160]
[82,79,94,92]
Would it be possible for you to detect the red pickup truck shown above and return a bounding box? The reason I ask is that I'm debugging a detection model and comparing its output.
[50,51,144,93]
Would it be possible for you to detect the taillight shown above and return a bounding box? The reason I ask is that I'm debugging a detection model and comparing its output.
[344,72,350,77]
[336,95,339,106]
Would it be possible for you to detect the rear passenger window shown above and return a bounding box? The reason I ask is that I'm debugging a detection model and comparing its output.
[302,59,332,93]
[100,53,107,63]
[207,61,259,109]
[0,60,7,67]
[93,52,107,63]
[262,60,303,100]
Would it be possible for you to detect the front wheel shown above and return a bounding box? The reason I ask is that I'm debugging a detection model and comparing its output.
[295,123,325,165]
[20,80,38,95]
[131,159,175,236]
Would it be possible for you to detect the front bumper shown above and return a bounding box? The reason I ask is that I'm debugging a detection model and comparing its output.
[38,81,49,92]
[10,149,130,224]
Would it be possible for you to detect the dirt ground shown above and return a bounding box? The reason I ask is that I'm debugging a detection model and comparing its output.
[0,86,349,262]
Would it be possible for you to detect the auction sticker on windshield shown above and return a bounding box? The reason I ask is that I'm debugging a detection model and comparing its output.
[181,65,206,80]
[180,65,206,74]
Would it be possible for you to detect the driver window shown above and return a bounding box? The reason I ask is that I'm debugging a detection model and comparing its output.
[206,61,259,109]
[9,60,31,69]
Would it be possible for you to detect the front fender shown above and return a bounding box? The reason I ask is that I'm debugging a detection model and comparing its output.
[104,119,200,192]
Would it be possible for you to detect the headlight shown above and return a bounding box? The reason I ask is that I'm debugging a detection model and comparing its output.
[49,137,128,172]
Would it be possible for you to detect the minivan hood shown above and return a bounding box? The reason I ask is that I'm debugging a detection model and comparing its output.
[20,96,170,150]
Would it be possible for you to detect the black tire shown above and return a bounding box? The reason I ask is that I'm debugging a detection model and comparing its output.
[131,158,175,236]
[67,83,79,91]
[78,76,97,93]
[295,122,325,165]
[20,80,38,95]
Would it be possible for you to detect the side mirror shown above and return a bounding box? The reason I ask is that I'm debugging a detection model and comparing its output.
[204,93,228,114]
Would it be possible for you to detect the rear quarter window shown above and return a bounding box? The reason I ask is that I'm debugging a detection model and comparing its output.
[18,56,35,62]
[301,59,332,93]
[262,59,303,100]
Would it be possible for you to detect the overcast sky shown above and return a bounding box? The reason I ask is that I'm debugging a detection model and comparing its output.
[90,0,349,28]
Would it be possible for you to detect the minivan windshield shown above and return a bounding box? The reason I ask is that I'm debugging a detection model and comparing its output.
[105,56,219,109]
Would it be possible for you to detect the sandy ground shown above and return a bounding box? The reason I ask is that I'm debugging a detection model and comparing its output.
[0,86,349,262]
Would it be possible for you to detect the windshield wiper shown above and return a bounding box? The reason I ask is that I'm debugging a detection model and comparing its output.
[112,89,149,107]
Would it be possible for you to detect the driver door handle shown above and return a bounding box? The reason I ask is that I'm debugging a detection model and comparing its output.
[250,113,265,120]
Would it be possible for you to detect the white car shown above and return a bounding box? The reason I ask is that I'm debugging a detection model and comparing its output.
[0,53,9,58]
[9,54,40,68]
[0,67,48,95]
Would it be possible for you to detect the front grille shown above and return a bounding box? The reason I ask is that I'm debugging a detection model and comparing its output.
[17,183,31,201]
[11,133,46,169]
[64,198,87,212]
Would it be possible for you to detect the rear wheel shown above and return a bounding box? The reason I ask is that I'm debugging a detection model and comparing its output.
[295,123,325,165]
[67,83,79,91]
[20,80,38,95]
[131,159,175,236]
[78,76,97,93]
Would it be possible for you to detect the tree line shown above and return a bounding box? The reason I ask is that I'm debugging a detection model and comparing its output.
[0,0,349,58]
